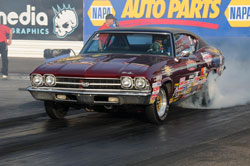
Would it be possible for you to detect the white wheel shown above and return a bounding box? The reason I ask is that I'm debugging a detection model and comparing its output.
[145,87,169,124]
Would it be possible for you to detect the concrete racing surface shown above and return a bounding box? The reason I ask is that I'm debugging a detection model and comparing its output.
[1,46,250,166]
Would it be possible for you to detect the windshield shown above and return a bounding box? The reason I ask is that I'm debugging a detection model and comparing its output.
[81,33,173,56]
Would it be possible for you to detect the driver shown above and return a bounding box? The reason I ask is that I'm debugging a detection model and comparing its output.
[149,36,164,53]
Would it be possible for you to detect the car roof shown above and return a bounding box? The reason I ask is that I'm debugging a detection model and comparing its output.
[98,26,208,48]
[98,26,196,36]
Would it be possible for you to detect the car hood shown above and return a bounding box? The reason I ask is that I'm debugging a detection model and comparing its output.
[33,53,167,77]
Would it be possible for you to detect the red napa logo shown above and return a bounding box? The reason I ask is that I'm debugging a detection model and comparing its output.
[120,0,221,29]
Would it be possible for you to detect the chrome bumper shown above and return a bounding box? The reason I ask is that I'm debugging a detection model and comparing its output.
[27,86,152,105]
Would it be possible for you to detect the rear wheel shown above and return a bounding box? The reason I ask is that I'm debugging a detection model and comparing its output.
[44,101,69,119]
[88,105,114,112]
[201,75,216,106]
[192,73,216,107]
[145,87,169,124]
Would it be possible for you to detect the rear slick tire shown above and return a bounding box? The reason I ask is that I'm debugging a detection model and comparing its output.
[145,87,169,124]
[201,74,216,107]
[44,101,69,119]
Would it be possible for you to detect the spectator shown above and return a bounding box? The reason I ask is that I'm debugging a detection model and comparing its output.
[98,14,118,30]
[98,14,119,51]
[0,24,13,79]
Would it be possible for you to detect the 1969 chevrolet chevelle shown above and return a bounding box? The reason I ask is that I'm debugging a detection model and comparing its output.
[28,27,225,124]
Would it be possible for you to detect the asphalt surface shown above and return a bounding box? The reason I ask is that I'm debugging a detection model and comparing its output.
[7,57,45,74]
[0,57,250,166]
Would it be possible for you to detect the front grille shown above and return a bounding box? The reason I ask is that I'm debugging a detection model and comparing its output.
[54,77,121,90]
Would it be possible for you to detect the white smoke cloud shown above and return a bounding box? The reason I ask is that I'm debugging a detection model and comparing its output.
[178,55,250,109]
[210,59,250,108]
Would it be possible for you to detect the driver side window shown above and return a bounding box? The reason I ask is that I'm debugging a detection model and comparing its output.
[174,34,197,57]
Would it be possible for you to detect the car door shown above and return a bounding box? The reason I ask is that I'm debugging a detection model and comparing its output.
[168,33,202,103]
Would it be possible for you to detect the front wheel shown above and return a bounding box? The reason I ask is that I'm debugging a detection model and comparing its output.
[145,87,169,124]
[44,101,69,119]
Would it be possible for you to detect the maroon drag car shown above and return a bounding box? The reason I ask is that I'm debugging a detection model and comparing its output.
[28,27,225,124]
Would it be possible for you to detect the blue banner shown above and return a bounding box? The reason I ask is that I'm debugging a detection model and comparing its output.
[84,0,250,42]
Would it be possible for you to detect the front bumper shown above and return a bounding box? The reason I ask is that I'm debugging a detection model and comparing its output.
[27,86,152,105]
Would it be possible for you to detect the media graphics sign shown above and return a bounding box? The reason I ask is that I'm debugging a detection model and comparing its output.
[0,0,82,41]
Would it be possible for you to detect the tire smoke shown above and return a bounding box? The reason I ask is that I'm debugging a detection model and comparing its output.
[209,59,250,108]
[179,48,250,109]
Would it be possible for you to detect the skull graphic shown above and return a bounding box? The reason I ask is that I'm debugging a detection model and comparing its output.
[53,4,79,38]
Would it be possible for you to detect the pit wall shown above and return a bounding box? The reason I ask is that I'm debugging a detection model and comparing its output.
[8,40,83,58]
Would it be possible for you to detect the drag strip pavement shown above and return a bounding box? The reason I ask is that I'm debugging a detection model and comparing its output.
[0,102,250,165]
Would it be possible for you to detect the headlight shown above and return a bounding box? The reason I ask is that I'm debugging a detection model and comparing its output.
[135,77,147,89]
[121,76,133,89]
[31,74,43,86]
[45,75,56,86]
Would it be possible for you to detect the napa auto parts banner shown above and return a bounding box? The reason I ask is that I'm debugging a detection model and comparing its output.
[0,0,83,41]
[84,0,250,42]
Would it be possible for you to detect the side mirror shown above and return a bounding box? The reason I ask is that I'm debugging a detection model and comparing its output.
[174,55,190,63]
[181,50,191,57]
[174,56,181,63]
